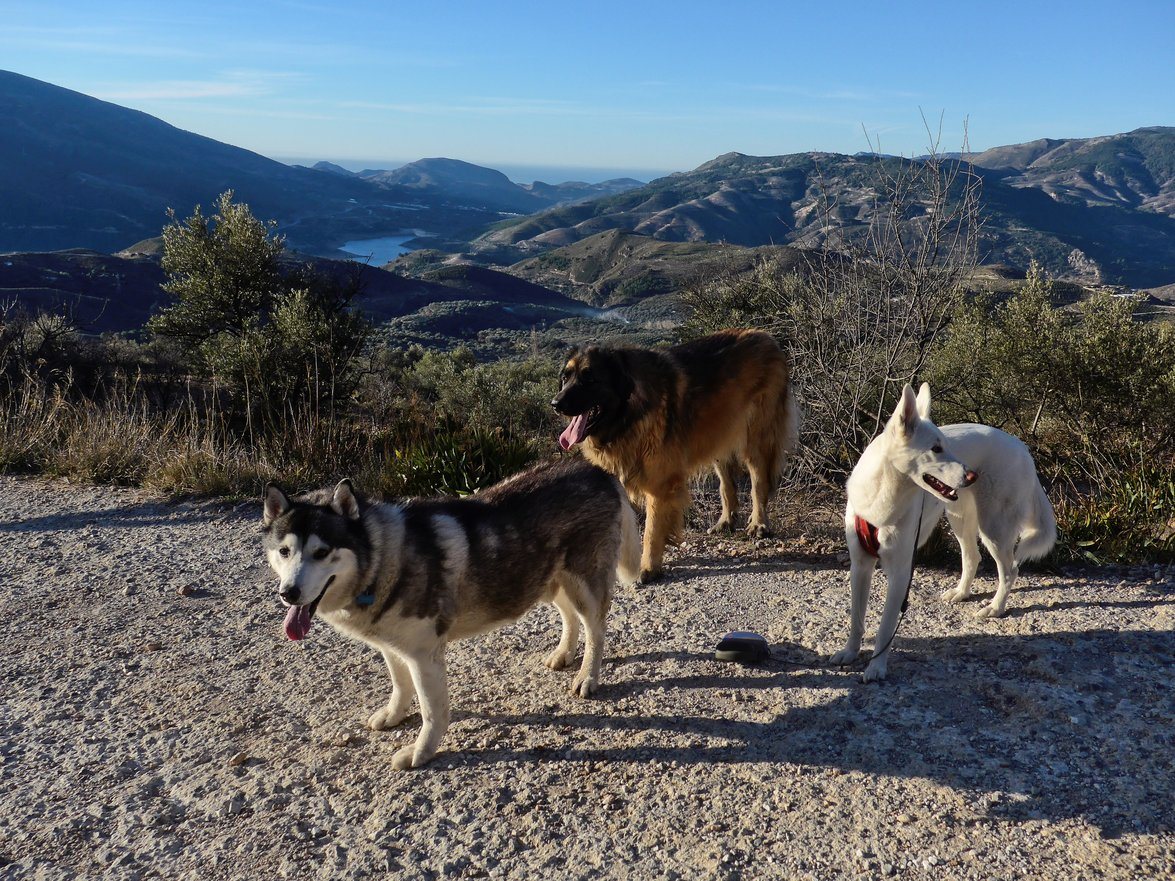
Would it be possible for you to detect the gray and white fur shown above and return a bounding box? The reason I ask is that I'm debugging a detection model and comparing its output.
[262,459,641,769]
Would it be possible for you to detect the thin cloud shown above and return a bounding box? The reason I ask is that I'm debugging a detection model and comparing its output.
[96,70,304,101]
[342,96,593,117]
[731,83,921,102]
[0,23,206,59]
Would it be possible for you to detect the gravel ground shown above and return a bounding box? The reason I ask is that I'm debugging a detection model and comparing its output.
[1,475,1173,880]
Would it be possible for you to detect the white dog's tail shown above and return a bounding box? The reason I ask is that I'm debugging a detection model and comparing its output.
[1016,479,1058,563]
[616,497,642,585]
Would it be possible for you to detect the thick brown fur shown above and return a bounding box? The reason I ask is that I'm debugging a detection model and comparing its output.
[553,329,799,582]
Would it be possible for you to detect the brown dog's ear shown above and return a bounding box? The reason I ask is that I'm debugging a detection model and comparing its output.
[262,483,290,526]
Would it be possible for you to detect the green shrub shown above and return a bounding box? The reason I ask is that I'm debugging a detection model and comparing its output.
[375,429,542,498]
[928,263,1175,562]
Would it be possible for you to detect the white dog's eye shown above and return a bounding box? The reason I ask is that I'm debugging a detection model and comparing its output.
[279,546,291,557]
[932,444,943,453]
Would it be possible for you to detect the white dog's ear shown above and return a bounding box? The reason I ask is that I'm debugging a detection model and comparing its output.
[331,479,361,520]
[262,483,290,526]
[891,384,920,436]
[915,382,932,420]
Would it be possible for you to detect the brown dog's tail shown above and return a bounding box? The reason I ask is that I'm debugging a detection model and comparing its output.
[771,377,801,485]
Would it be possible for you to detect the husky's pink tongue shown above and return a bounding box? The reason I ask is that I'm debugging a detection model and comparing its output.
[559,414,590,450]
[283,605,313,641]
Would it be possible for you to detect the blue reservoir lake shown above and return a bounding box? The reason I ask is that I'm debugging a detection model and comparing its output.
[339,234,425,265]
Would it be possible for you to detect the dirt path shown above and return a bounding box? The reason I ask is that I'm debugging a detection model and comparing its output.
[1,476,1172,880]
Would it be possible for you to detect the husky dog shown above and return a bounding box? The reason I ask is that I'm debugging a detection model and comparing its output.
[261,460,641,769]
[830,383,1056,682]
[553,329,799,583]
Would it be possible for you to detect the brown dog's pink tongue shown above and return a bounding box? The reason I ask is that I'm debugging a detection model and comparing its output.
[559,414,589,450]
[283,605,312,641]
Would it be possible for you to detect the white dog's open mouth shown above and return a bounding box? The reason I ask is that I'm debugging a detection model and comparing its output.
[922,474,959,501]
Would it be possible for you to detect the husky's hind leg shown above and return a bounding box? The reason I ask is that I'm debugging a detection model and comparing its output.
[544,587,581,670]
[368,648,416,730]
[567,571,611,698]
[708,458,740,534]
[941,504,980,604]
[391,648,450,770]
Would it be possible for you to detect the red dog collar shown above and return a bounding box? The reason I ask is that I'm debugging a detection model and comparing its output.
[854,514,880,557]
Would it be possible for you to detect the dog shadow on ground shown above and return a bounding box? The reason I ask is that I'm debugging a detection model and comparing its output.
[449,628,1175,838]
[0,499,236,534]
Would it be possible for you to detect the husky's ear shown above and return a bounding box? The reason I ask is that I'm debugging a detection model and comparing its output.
[262,483,290,527]
[915,382,932,420]
[891,384,920,436]
[331,478,361,520]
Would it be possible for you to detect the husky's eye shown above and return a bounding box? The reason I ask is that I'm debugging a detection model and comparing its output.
[279,546,291,557]
[932,444,944,453]
[313,548,330,561]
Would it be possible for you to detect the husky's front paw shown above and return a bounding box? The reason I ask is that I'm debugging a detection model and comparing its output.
[367,706,410,731]
[639,567,664,584]
[940,586,970,604]
[391,744,434,770]
[828,645,860,666]
[861,656,889,683]
[975,603,1007,620]
[570,672,598,698]
[708,518,734,535]
[544,647,574,670]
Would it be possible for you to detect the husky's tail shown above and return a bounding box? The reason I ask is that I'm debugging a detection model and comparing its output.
[1016,479,1057,564]
[616,496,642,585]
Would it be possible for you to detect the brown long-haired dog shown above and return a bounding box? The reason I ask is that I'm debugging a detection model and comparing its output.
[552,329,799,583]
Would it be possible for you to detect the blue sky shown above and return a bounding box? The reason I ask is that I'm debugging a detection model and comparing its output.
[3,0,1172,182]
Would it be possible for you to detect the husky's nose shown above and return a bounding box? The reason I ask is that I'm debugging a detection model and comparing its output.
[280,585,300,604]
[963,470,978,486]
[550,397,560,410]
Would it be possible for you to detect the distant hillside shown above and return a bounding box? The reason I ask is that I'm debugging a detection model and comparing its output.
[0,70,422,253]
[0,246,588,335]
[0,250,166,332]
[481,132,1175,287]
[967,127,1175,215]
[508,230,808,305]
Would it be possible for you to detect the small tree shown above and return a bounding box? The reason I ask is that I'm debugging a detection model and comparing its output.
[149,190,284,350]
[150,191,371,429]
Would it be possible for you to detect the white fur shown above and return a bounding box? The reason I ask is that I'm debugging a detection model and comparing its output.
[831,383,1056,681]
[269,533,358,609]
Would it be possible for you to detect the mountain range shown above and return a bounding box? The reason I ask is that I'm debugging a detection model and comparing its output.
[314,158,642,214]
[0,70,643,255]
[481,129,1175,287]
[2,68,1174,343]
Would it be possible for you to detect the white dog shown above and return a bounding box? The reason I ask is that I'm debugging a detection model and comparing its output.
[830,383,1056,681]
